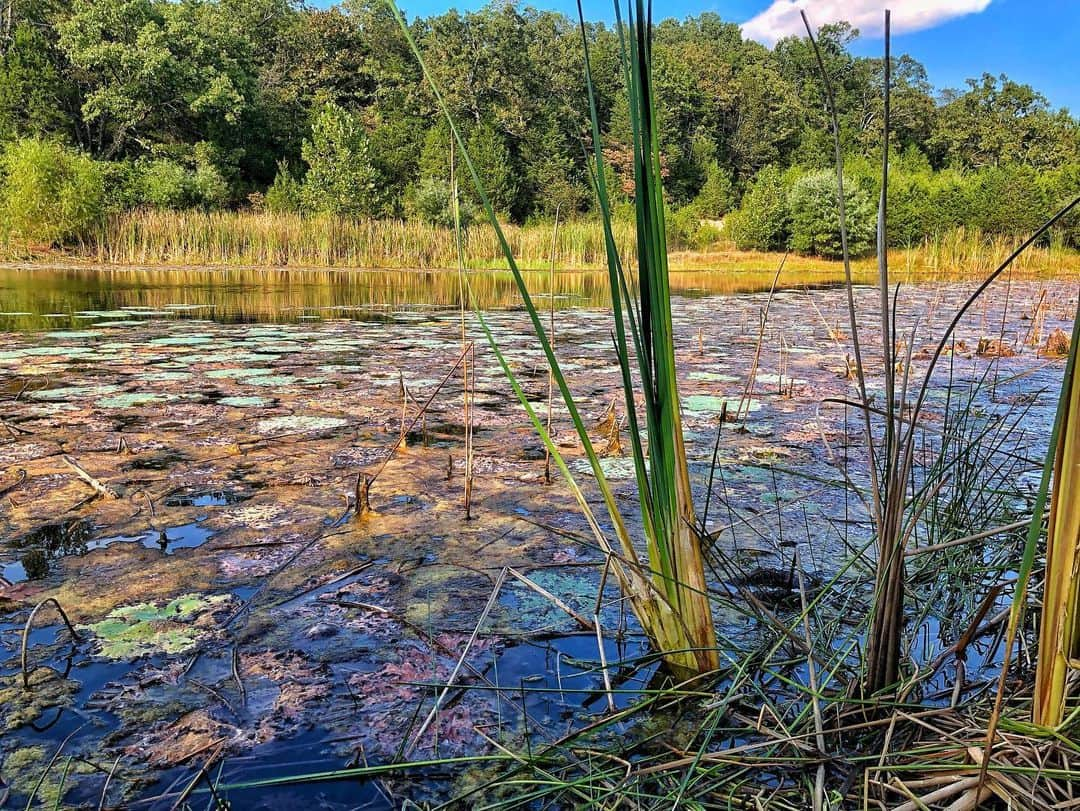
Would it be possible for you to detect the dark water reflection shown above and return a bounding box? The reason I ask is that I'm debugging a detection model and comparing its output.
[0,265,888,330]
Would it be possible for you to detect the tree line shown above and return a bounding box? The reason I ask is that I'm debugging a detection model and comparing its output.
[3,0,1079,254]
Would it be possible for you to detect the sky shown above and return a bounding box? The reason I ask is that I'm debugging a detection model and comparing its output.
[382,0,1080,113]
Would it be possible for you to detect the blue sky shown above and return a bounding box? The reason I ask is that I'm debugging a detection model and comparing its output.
[382,0,1079,113]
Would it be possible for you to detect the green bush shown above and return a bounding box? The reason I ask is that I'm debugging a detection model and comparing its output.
[1042,164,1080,248]
[191,144,229,210]
[407,177,474,229]
[787,169,875,259]
[666,205,720,250]
[0,138,104,245]
[965,164,1048,236]
[135,159,194,209]
[265,161,303,213]
[727,164,789,251]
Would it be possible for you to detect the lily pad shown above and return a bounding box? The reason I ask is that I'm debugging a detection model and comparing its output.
[97,392,168,408]
[80,593,232,659]
[219,395,272,407]
[683,395,761,414]
[205,367,275,379]
[688,371,741,383]
[255,415,348,434]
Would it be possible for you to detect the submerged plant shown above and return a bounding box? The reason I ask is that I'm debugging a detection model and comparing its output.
[389,0,718,674]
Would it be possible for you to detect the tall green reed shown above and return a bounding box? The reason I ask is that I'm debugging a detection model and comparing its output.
[388,0,719,673]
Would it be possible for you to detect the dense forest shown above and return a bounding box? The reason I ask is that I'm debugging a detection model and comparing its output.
[4,0,1080,256]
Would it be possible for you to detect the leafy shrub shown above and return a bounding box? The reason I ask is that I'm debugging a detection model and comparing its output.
[191,144,229,210]
[0,138,104,245]
[727,164,789,251]
[265,161,303,213]
[787,169,875,258]
[667,205,720,250]
[1042,164,1080,248]
[135,159,194,209]
[965,164,1048,236]
[407,177,474,228]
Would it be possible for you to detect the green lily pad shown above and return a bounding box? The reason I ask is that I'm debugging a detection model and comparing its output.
[688,371,741,383]
[80,593,232,659]
[219,395,272,407]
[148,335,214,346]
[255,415,348,434]
[97,392,168,408]
[205,367,275,379]
[28,384,122,401]
[683,395,761,414]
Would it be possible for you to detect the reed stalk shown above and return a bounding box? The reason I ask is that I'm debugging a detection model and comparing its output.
[388,0,719,674]
[1033,308,1080,726]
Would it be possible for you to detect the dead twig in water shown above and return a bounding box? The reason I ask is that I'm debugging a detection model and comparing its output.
[360,342,474,515]
[62,455,119,499]
[21,597,82,688]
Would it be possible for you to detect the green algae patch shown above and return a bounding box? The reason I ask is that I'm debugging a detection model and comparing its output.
[80,593,233,659]
[0,745,86,807]
[0,669,80,731]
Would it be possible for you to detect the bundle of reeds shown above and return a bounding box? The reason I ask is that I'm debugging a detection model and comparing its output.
[388,0,719,674]
[1034,307,1080,726]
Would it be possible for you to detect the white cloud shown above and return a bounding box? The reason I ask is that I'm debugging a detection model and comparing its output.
[741,0,992,46]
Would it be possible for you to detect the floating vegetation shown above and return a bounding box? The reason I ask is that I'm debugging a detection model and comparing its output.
[80,593,233,659]
[255,415,348,434]
[683,394,762,414]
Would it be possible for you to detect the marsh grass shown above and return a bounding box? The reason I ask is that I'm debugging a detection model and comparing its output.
[5,207,1080,277]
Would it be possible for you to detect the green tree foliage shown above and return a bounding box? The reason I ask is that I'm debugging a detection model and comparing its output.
[931,74,1079,170]
[788,169,876,258]
[690,161,735,219]
[727,165,790,252]
[300,102,380,216]
[0,0,1076,253]
[0,23,75,142]
[1,138,104,244]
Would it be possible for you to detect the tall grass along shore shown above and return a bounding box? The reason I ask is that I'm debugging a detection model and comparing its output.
[11,208,1080,277]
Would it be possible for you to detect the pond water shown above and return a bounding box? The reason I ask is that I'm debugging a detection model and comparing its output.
[0,263,901,331]
[0,265,1076,807]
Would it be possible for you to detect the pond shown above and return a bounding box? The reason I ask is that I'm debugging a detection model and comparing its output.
[0,263,904,332]
[0,265,1075,807]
